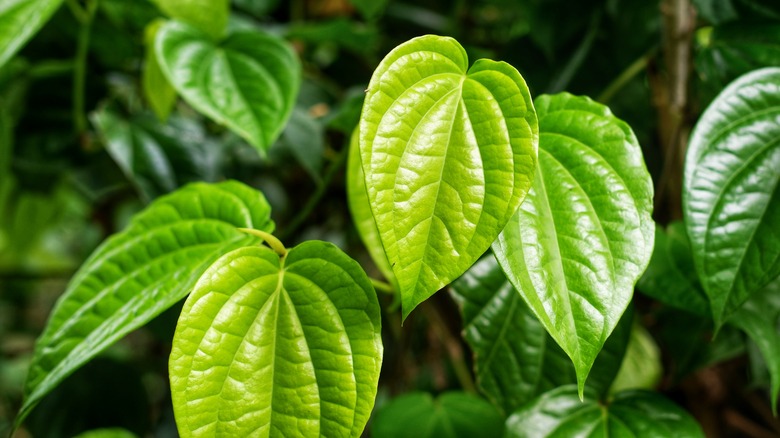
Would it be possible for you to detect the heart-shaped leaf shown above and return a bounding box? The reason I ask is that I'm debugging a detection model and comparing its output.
[170,242,382,437]
[359,35,538,319]
[17,181,274,427]
[151,0,228,40]
[684,67,780,327]
[0,0,63,69]
[156,21,300,157]
[505,386,704,438]
[371,392,504,438]
[493,93,654,396]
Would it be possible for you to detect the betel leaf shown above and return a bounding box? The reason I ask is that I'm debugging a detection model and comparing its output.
[143,19,177,122]
[505,386,704,438]
[683,67,780,327]
[17,181,274,427]
[359,35,538,319]
[608,321,662,395]
[493,93,654,396]
[371,392,504,438]
[349,0,389,20]
[450,255,633,414]
[151,0,229,40]
[169,242,382,437]
[0,0,64,69]
[156,21,300,157]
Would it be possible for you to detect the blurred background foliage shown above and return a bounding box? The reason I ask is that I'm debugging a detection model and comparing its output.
[1,0,779,436]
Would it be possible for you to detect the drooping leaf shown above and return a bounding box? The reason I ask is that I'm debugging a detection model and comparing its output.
[151,0,229,39]
[492,93,654,396]
[0,0,64,69]
[169,242,382,437]
[505,386,704,438]
[637,222,710,316]
[609,321,662,394]
[142,19,177,122]
[17,181,274,427]
[156,21,300,157]
[359,35,538,319]
[371,392,504,438]
[683,67,780,327]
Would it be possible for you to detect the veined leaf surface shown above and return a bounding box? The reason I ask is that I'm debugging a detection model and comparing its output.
[156,21,300,156]
[18,181,274,426]
[0,0,63,69]
[359,35,538,319]
[683,67,780,327]
[170,242,382,437]
[493,93,654,396]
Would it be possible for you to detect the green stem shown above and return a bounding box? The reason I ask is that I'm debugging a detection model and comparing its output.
[370,278,395,295]
[597,47,657,104]
[72,0,98,136]
[238,228,288,256]
[65,0,88,23]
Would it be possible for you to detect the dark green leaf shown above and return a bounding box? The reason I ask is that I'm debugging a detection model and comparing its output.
[170,241,382,437]
[0,0,64,69]
[151,0,229,39]
[286,18,379,55]
[349,0,388,20]
[276,107,324,182]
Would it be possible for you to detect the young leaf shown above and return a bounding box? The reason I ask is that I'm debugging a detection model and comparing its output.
[492,93,654,397]
[505,386,704,437]
[683,67,780,327]
[17,181,274,427]
[359,35,538,319]
[371,392,504,438]
[151,0,229,40]
[143,19,177,122]
[0,0,64,69]
[169,242,382,437]
[156,21,300,157]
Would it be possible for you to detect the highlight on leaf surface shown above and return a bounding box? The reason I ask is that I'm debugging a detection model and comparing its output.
[492,93,654,398]
[359,34,538,320]
[169,242,382,437]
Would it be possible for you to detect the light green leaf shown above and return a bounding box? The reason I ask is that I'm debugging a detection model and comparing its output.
[170,241,382,437]
[609,321,662,394]
[73,428,138,438]
[17,181,274,427]
[0,0,64,69]
[683,67,780,327]
[505,386,704,438]
[151,0,229,40]
[359,35,538,319]
[493,93,654,396]
[372,392,504,438]
[143,19,177,122]
[156,21,300,157]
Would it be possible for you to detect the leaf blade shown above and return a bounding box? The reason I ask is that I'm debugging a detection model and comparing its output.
[0,0,64,69]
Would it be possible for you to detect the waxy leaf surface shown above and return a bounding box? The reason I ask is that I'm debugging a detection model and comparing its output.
[18,181,274,425]
[156,21,300,156]
[0,0,63,69]
[170,242,382,437]
[684,67,780,327]
[359,35,538,318]
[505,386,704,438]
[493,93,654,395]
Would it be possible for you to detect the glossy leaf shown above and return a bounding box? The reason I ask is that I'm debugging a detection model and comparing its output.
[609,321,662,394]
[0,0,64,69]
[683,67,780,327]
[18,181,274,426]
[170,242,382,437]
[493,93,654,396]
[143,19,177,122]
[359,35,538,319]
[371,392,504,438]
[505,386,704,438]
[152,0,228,39]
[156,21,300,156]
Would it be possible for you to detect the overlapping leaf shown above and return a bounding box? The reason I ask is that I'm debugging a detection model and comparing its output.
[17,181,274,426]
[683,67,780,326]
[156,21,300,156]
[493,93,654,396]
[359,35,538,318]
[0,0,63,69]
[170,242,382,437]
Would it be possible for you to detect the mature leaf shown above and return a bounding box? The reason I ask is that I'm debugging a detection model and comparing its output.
[143,19,177,122]
[0,0,64,69]
[371,392,504,438]
[360,35,538,319]
[170,242,382,437]
[505,386,704,438]
[637,222,710,316]
[609,322,662,394]
[156,21,300,156]
[17,181,274,426]
[277,107,324,182]
[450,255,633,414]
[683,67,780,327]
[152,0,229,39]
[493,93,654,396]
